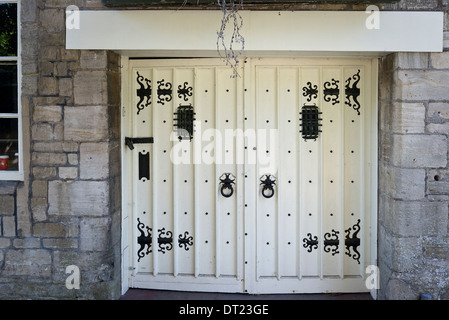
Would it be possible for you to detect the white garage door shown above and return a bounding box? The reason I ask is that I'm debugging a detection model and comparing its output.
[122,58,376,294]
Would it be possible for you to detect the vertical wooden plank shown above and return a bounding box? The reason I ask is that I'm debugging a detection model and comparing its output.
[296,66,302,280]
[176,67,195,275]
[321,67,343,278]
[243,58,256,293]
[236,63,245,281]
[343,66,364,276]
[214,67,221,278]
[133,67,153,275]
[194,67,216,276]
[193,67,199,278]
[299,66,321,278]
[172,67,179,277]
[216,67,239,277]
[152,68,158,276]
[256,66,277,278]
[278,67,299,278]
[161,68,175,275]
[270,67,285,280]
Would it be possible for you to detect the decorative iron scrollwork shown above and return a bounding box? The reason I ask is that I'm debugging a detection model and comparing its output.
[137,218,152,262]
[302,233,319,252]
[302,220,361,264]
[345,219,361,264]
[157,228,173,254]
[323,78,340,105]
[260,174,276,198]
[178,231,194,251]
[136,71,151,115]
[177,82,193,101]
[219,173,236,198]
[157,79,173,105]
[302,82,318,102]
[137,220,195,258]
[323,229,340,256]
[300,104,322,141]
[174,104,196,141]
[345,69,361,115]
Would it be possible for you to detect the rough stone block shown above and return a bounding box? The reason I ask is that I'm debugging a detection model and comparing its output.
[33,142,63,152]
[58,77,73,97]
[2,216,16,237]
[392,236,423,273]
[80,142,109,179]
[39,8,64,33]
[80,217,111,251]
[22,75,38,95]
[64,106,108,141]
[382,197,448,237]
[396,70,449,101]
[31,180,47,198]
[32,152,67,166]
[2,249,51,277]
[58,167,78,180]
[38,76,58,96]
[390,102,425,134]
[430,51,449,69]
[427,180,449,195]
[33,222,67,237]
[42,238,78,249]
[80,51,108,70]
[21,0,37,23]
[427,122,449,134]
[395,52,429,70]
[33,105,62,122]
[0,195,15,215]
[32,167,57,179]
[13,238,41,249]
[380,164,425,200]
[385,278,418,300]
[392,134,447,168]
[31,197,48,222]
[48,180,109,216]
[67,153,78,165]
[74,71,108,105]
[32,123,55,141]
[428,102,449,120]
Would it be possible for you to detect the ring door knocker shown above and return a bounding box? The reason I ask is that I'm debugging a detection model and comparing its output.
[219,173,236,198]
[260,174,276,199]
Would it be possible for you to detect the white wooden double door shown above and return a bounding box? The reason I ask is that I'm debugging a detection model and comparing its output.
[124,58,376,294]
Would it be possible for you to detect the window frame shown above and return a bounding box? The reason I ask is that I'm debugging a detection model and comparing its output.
[0,0,23,181]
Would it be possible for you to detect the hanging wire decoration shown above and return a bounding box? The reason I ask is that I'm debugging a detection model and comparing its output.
[217,0,245,78]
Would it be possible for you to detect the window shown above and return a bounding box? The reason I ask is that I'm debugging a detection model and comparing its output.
[0,0,22,180]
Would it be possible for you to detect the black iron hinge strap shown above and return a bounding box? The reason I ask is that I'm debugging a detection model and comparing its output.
[125,137,154,150]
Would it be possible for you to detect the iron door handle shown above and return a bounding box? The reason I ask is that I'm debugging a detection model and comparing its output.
[260,174,276,198]
[219,173,235,198]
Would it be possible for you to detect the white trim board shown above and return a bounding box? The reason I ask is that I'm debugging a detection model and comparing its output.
[66,10,443,56]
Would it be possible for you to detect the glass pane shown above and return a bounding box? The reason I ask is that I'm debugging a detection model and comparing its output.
[0,118,18,171]
[0,62,18,113]
[0,3,17,57]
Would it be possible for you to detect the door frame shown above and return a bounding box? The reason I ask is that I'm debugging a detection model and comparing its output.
[120,57,378,297]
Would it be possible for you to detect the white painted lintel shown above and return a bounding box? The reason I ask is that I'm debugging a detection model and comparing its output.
[66,10,443,57]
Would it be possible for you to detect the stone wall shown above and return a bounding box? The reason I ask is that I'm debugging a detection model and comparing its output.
[0,0,121,299]
[378,51,449,299]
[0,0,448,300]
